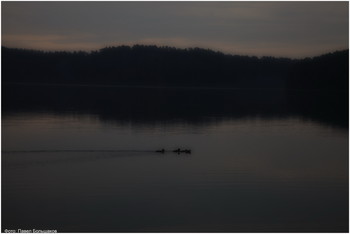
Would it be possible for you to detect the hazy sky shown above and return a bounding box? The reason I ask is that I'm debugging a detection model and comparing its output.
[2,1,348,58]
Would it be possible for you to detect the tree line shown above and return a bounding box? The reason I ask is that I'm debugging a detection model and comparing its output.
[2,45,348,90]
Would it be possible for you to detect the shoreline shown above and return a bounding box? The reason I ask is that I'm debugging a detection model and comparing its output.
[3,82,346,93]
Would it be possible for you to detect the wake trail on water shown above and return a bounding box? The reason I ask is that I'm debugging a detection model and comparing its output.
[2,150,156,153]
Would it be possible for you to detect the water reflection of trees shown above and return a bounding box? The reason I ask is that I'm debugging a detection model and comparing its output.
[3,84,348,129]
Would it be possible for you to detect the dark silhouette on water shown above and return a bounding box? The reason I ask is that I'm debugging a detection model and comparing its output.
[155,149,165,153]
[181,149,191,154]
[173,148,181,153]
[154,148,192,154]
[3,84,348,129]
[172,148,191,154]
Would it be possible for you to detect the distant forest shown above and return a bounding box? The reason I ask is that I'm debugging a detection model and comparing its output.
[2,45,348,90]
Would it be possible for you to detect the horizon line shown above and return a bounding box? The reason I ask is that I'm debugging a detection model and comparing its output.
[2,44,349,60]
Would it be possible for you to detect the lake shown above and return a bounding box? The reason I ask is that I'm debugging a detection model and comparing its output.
[2,84,348,232]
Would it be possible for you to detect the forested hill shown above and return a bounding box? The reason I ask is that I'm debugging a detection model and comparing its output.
[2,45,348,90]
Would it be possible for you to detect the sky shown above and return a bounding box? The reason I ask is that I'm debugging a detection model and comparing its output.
[1,1,349,58]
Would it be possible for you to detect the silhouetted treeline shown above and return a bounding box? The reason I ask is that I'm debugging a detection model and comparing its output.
[287,50,349,90]
[2,45,348,90]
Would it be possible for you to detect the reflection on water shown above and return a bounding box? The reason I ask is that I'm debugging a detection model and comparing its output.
[2,84,348,128]
[2,85,349,232]
[2,113,348,232]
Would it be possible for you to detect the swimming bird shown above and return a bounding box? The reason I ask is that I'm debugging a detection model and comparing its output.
[155,149,165,153]
[181,149,191,154]
[173,148,181,153]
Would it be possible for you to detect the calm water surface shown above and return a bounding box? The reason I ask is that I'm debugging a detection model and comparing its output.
[2,86,349,232]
